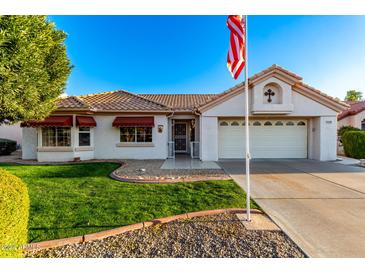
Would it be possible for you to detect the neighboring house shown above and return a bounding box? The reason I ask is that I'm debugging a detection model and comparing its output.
[20,64,348,162]
[338,100,365,130]
[0,123,22,147]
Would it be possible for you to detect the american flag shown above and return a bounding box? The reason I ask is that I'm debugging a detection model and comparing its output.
[227,15,246,79]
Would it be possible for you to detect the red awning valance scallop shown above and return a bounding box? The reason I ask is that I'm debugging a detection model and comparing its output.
[76,116,97,127]
[112,117,155,127]
[20,116,73,127]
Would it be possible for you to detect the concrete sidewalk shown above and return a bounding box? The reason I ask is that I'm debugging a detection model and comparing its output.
[336,156,360,166]
[219,159,365,258]
[0,150,21,162]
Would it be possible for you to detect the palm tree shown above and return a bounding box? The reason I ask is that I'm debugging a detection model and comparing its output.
[345,90,363,101]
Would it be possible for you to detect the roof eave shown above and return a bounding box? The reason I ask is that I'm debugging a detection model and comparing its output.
[54,107,172,114]
[197,84,244,113]
[292,83,349,113]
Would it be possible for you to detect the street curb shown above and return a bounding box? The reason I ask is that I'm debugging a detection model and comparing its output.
[23,208,262,251]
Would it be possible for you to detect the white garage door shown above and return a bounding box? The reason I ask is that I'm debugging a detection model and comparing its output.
[218,119,307,159]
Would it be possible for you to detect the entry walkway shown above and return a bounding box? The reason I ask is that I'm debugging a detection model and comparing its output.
[161,155,221,170]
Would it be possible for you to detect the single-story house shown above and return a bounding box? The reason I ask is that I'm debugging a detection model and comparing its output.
[338,100,365,130]
[21,64,348,162]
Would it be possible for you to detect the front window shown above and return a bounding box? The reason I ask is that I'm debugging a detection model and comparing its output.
[361,120,365,131]
[42,127,71,147]
[79,127,91,146]
[120,127,152,143]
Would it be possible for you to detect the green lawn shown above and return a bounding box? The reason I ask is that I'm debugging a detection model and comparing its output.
[0,163,258,242]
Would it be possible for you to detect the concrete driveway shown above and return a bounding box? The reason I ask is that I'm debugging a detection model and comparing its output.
[219,159,365,258]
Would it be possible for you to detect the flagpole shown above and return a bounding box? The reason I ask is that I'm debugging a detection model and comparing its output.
[244,15,251,222]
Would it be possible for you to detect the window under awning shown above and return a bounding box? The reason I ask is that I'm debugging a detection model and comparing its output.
[76,116,97,127]
[20,116,73,127]
[112,117,155,127]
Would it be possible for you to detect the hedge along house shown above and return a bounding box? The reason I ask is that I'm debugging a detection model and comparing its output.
[21,65,348,162]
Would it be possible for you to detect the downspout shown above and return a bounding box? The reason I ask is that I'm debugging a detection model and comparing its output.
[167,110,174,142]
[166,110,175,158]
[167,110,175,118]
[193,108,201,160]
[193,109,201,117]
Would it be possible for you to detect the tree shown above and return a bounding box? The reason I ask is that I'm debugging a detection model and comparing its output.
[0,16,72,124]
[345,90,363,101]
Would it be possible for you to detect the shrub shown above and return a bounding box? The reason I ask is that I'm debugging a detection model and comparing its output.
[342,131,365,159]
[0,138,17,156]
[0,169,29,257]
[338,125,360,140]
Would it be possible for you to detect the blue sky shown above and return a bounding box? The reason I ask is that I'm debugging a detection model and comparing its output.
[49,15,365,100]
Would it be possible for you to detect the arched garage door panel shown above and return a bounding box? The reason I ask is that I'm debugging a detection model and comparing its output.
[218,119,307,159]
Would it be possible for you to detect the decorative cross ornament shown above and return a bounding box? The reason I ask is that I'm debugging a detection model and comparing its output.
[264,89,275,103]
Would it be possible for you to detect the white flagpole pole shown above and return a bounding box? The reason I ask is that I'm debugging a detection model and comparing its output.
[244,15,251,222]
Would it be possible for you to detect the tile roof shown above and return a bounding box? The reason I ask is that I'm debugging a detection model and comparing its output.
[193,64,306,112]
[195,64,348,112]
[338,100,365,120]
[267,65,347,109]
[57,90,170,112]
[140,94,218,111]
[56,96,89,109]
[250,64,303,82]
[54,64,348,114]
[294,82,349,108]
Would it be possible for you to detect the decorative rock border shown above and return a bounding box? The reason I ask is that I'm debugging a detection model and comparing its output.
[23,208,262,251]
[110,170,229,184]
[110,162,230,184]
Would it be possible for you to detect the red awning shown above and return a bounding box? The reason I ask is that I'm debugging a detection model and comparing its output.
[20,116,73,127]
[112,117,155,127]
[76,116,97,127]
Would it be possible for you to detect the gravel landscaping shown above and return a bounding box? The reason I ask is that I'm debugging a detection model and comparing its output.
[26,213,306,258]
[113,160,229,182]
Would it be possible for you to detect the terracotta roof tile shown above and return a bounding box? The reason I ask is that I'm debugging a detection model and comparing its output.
[55,65,348,114]
[195,65,348,112]
[140,94,218,111]
[338,100,365,120]
[56,96,89,109]
[294,82,348,108]
[250,64,303,82]
[194,64,304,111]
[78,90,170,112]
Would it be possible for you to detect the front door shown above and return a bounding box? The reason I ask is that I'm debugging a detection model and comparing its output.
[174,122,187,152]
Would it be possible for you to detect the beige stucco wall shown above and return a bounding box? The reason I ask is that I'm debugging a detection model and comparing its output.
[338,110,365,129]
[200,116,218,161]
[22,127,37,159]
[200,77,339,161]
[22,114,169,162]
[310,116,338,161]
[93,115,168,160]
